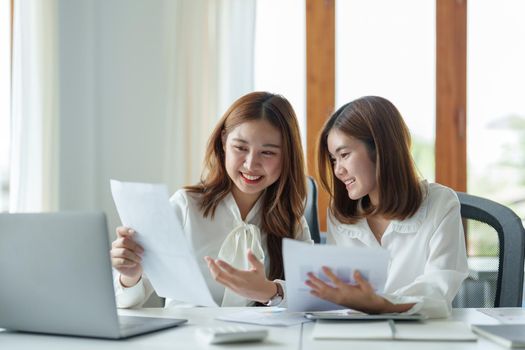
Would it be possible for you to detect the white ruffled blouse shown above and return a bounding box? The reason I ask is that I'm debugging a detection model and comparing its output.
[115,189,312,308]
[326,181,468,318]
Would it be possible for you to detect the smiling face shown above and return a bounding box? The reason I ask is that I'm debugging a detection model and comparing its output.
[327,129,378,205]
[223,119,283,204]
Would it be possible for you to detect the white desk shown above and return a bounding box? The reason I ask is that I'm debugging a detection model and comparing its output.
[0,308,513,349]
[0,307,301,350]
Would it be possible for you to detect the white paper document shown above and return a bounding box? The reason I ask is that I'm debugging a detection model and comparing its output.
[216,308,311,327]
[477,308,525,324]
[283,239,389,311]
[110,180,217,306]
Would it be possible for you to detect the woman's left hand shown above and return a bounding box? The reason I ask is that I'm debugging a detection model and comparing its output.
[306,267,389,314]
[205,249,277,303]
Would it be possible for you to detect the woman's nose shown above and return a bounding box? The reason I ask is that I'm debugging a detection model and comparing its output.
[334,161,345,176]
[244,151,259,169]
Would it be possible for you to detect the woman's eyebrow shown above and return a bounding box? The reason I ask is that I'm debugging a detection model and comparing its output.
[232,138,281,149]
[262,143,281,149]
[334,145,349,153]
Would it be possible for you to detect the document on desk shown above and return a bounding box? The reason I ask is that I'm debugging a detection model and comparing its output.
[110,180,217,306]
[216,308,311,327]
[477,308,525,324]
[283,239,389,311]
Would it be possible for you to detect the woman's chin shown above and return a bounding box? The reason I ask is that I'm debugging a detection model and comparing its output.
[347,190,363,201]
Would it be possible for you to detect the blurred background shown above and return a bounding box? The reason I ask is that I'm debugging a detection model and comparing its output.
[1,0,524,262]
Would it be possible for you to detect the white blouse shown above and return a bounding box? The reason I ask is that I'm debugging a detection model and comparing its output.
[115,189,312,308]
[326,181,468,318]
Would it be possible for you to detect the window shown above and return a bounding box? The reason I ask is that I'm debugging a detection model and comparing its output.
[0,0,12,211]
[336,0,436,181]
[254,0,306,151]
[467,1,525,256]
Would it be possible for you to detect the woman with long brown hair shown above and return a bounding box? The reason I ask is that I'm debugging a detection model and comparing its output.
[111,91,311,307]
[307,96,467,318]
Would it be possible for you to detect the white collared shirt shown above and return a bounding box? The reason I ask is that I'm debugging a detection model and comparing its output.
[326,181,468,318]
[115,189,312,308]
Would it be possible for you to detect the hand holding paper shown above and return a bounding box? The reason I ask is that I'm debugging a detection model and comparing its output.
[283,239,390,311]
[306,267,389,314]
[110,180,218,306]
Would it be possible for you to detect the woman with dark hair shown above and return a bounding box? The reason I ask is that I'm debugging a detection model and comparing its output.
[112,91,312,308]
[308,96,467,318]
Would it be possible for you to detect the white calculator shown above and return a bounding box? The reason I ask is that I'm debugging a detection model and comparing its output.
[196,326,268,344]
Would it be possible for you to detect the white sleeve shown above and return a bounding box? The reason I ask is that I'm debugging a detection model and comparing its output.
[295,216,314,244]
[113,273,154,308]
[269,216,313,307]
[170,189,190,229]
[272,279,287,307]
[326,211,338,245]
[384,194,468,318]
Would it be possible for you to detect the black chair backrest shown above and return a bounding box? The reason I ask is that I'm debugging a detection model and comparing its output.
[305,176,321,244]
[455,192,525,307]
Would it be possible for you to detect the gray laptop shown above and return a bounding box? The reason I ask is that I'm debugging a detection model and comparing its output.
[0,212,186,339]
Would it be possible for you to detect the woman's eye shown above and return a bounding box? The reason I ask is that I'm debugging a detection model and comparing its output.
[262,151,276,156]
[234,145,247,152]
[341,152,350,159]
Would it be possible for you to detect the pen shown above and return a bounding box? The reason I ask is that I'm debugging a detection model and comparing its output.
[388,319,396,338]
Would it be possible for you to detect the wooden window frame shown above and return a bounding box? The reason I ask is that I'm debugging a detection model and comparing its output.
[306,0,467,231]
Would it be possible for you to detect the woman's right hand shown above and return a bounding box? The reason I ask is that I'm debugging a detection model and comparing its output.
[111,226,144,287]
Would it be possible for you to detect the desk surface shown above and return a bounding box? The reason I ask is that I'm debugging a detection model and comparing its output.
[0,307,510,349]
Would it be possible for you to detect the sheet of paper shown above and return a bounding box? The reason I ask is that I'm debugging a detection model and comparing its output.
[283,239,389,311]
[110,180,217,306]
[216,308,311,327]
[478,308,525,324]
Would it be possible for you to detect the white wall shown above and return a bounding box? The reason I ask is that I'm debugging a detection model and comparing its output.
[56,0,254,235]
[58,0,173,233]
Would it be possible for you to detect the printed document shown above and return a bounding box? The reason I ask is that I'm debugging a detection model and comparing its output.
[283,239,389,311]
[477,308,525,324]
[216,308,311,327]
[110,180,217,306]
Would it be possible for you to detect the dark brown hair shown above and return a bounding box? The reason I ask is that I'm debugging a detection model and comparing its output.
[317,96,423,224]
[185,91,306,280]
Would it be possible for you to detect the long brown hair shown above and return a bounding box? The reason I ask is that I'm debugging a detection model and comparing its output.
[185,91,306,280]
[317,96,423,224]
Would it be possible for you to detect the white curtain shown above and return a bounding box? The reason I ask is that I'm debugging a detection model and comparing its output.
[10,0,59,212]
[8,0,254,222]
[162,0,256,190]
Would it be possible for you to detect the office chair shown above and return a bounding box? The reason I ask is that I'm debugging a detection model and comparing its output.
[305,176,321,244]
[452,192,525,308]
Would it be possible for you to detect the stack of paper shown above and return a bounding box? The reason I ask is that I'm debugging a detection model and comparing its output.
[216,308,311,327]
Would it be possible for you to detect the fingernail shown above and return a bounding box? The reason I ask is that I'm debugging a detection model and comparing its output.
[128,229,135,234]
